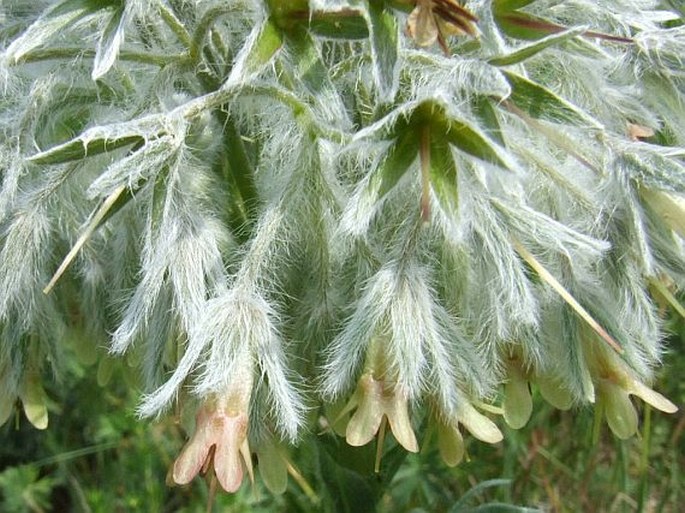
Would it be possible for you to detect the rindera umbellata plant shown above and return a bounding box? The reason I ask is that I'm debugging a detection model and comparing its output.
[0,0,683,501]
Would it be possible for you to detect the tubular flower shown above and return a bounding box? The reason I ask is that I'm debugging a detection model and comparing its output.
[587,343,678,439]
[436,400,503,467]
[342,371,419,453]
[597,372,677,439]
[171,378,254,493]
[406,0,478,54]
[502,355,533,430]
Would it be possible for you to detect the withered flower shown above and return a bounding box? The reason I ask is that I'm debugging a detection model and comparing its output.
[406,0,478,54]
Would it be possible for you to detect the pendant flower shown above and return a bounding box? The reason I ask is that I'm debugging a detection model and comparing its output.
[598,373,677,439]
[502,355,533,430]
[406,0,478,54]
[587,342,678,439]
[171,381,254,493]
[342,371,419,454]
[436,400,503,467]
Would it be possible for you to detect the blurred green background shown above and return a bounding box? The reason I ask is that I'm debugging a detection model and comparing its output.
[1,316,682,513]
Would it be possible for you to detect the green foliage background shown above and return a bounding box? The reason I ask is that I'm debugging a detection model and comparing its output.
[0,319,682,512]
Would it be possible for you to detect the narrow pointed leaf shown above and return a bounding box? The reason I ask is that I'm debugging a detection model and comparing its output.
[226,18,283,85]
[5,0,115,63]
[472,97,505,146]
[504,71,601,127]
[488,26,584,66]
[366,1,399,100]
[494,11,567,41]
[430,138,459,220]
[92,3,128,80]
[426,104,512,169]
[373,129,420,200]
[492,0,537,12]
[622,149,685,193]
[28,115,165,165]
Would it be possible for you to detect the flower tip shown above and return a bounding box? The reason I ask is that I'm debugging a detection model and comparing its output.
[438,423,464,467]
[459,403,503,444]
[503,371,533,429]
[630,380,678,414]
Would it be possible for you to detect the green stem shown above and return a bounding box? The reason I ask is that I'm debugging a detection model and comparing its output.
[637,405,652,512]
[15,47,180,67]
[190,6,236,63]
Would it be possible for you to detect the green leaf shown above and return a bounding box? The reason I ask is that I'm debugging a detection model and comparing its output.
[450,479,514,511]
[318,438,378,513]
[460,504,541,512]
[92,2,127,80]
[87,134,181,198]
[472,97,505,146]
[619,149,685,193]
[492,0,537,12]
[488,26,584,66]
[494,11,564,41]
[308,9,369,39]
[28,115,167,165]
[373,129,420,200]
[418,101,512,169]
[504,71,601,127]
[227,18,283,84]
[284,28,334,96]
[366,2,399,100]
[5,0,118,63]
[429,138,459,220]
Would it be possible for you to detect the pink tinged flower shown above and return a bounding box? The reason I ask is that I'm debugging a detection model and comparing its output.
[343,372,419,453]
[172,393,253,493]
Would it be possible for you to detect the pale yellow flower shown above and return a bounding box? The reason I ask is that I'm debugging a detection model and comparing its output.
[343,372,419,453]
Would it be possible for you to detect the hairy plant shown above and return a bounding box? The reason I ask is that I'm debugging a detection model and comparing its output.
[0,0,683,505]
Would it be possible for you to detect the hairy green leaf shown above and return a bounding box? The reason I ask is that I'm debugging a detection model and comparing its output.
[504,71,601,127]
